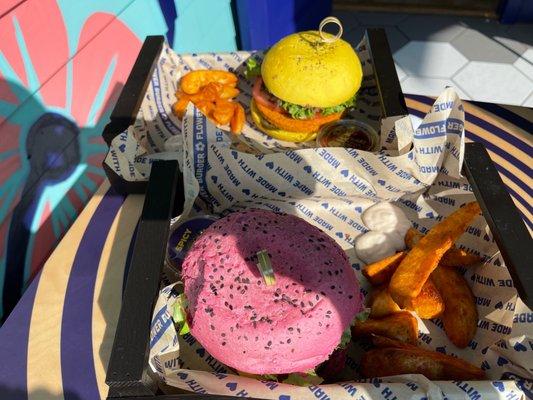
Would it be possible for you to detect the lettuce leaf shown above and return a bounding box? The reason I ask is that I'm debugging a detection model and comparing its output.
[278,93,357,120]
[283,370,323,386]
[278,100,316,120]
[355,308,371,322]
[338,326,352,349]
[261,374,278,381]
[322,94,357,116]
[245,57,261,79]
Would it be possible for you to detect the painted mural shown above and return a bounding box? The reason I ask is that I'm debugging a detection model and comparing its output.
[0,0,236,321]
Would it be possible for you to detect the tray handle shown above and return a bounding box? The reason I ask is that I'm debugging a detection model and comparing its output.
[102,35,165,195]
[103,35,165,145]
[106,160,181,397]
[365,28,408,118]
[463,142,532,308]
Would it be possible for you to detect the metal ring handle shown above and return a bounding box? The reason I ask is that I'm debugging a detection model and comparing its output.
[319,16,343,43]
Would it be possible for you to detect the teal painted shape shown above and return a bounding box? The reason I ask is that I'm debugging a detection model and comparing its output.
[173,0,237,53]
[115,0,168,41]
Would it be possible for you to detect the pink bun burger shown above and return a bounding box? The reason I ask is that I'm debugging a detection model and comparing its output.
[180,209,362,380]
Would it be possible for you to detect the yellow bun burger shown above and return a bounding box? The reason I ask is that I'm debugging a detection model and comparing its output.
[247,29,363,142]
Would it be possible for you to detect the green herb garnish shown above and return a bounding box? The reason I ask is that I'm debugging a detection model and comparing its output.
[172,293,190,335]
[257,250,276,286]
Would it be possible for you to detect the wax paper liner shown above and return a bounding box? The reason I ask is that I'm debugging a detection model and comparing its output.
[103,42,531,398]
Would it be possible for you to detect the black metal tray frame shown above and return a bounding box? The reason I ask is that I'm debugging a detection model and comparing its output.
[103,33,532,399]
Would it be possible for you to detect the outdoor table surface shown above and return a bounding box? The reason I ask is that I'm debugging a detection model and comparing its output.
[0,95,530,400]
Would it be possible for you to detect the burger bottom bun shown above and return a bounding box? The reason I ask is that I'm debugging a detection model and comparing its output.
[250,99,317,143]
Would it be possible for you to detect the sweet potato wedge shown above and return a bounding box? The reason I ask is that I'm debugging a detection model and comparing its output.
[371,335,414,349]
[403,278,445,319]
[172,92,190,118]
[431,265,478,348]
[441,248,482,268]
[212,99,235,125]
[362,251,406,286]
[405,227,482,267]
[230,103,245,134]
[352,312,418,344]
[181,70,237,94]
[390,202,481,305]
[404,227,422,249]
[360,347,486,380]
[370,287,402,318]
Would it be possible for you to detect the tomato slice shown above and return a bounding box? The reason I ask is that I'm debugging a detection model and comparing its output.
[252,76,341,123]
[252,77,284,112]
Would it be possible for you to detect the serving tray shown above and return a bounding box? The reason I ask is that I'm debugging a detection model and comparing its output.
[102,32,532,399]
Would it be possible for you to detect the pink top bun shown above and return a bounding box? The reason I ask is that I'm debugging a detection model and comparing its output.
[182,209,362,374]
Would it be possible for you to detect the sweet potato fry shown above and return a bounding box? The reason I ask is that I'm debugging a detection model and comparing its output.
[212,99,235,125]
[404,227,422,248]
[360,347,486,380]
[441,248,482,268]
[389,202,481,306]
[362,251,406,286]
[197,82,222,102]
[370,287,401,318]
[352,312,418,344]
[431,265,478,348]
[181,70,237,94]
[220,85,240,100]
[371,335,414,349]
[172,92,190,118]
[231,103,245,134]
[403,278,445,319]
[194,100,215,118]
[405,228,481,267]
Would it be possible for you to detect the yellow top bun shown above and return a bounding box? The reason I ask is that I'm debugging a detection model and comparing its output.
[261,31,362,108]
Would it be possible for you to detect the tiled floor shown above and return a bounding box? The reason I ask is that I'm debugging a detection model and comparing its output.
[333,9,533,106]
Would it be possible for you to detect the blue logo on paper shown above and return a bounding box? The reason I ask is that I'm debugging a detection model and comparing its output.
[497,356,508,366]
[196,347,206,357]
[514,342,527,352]
[492,381,505,392]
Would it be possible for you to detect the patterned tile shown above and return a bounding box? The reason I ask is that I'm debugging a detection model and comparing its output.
[459,18,530,56]
[453,62,532,105]
[451,29,519,63]
[513,49,533,81]
[522,92,533,107]
[505,24,533,51]
[401,77,471,99]
[398,15,466,42]
[394,41,468,78]
[395,63,407,82]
